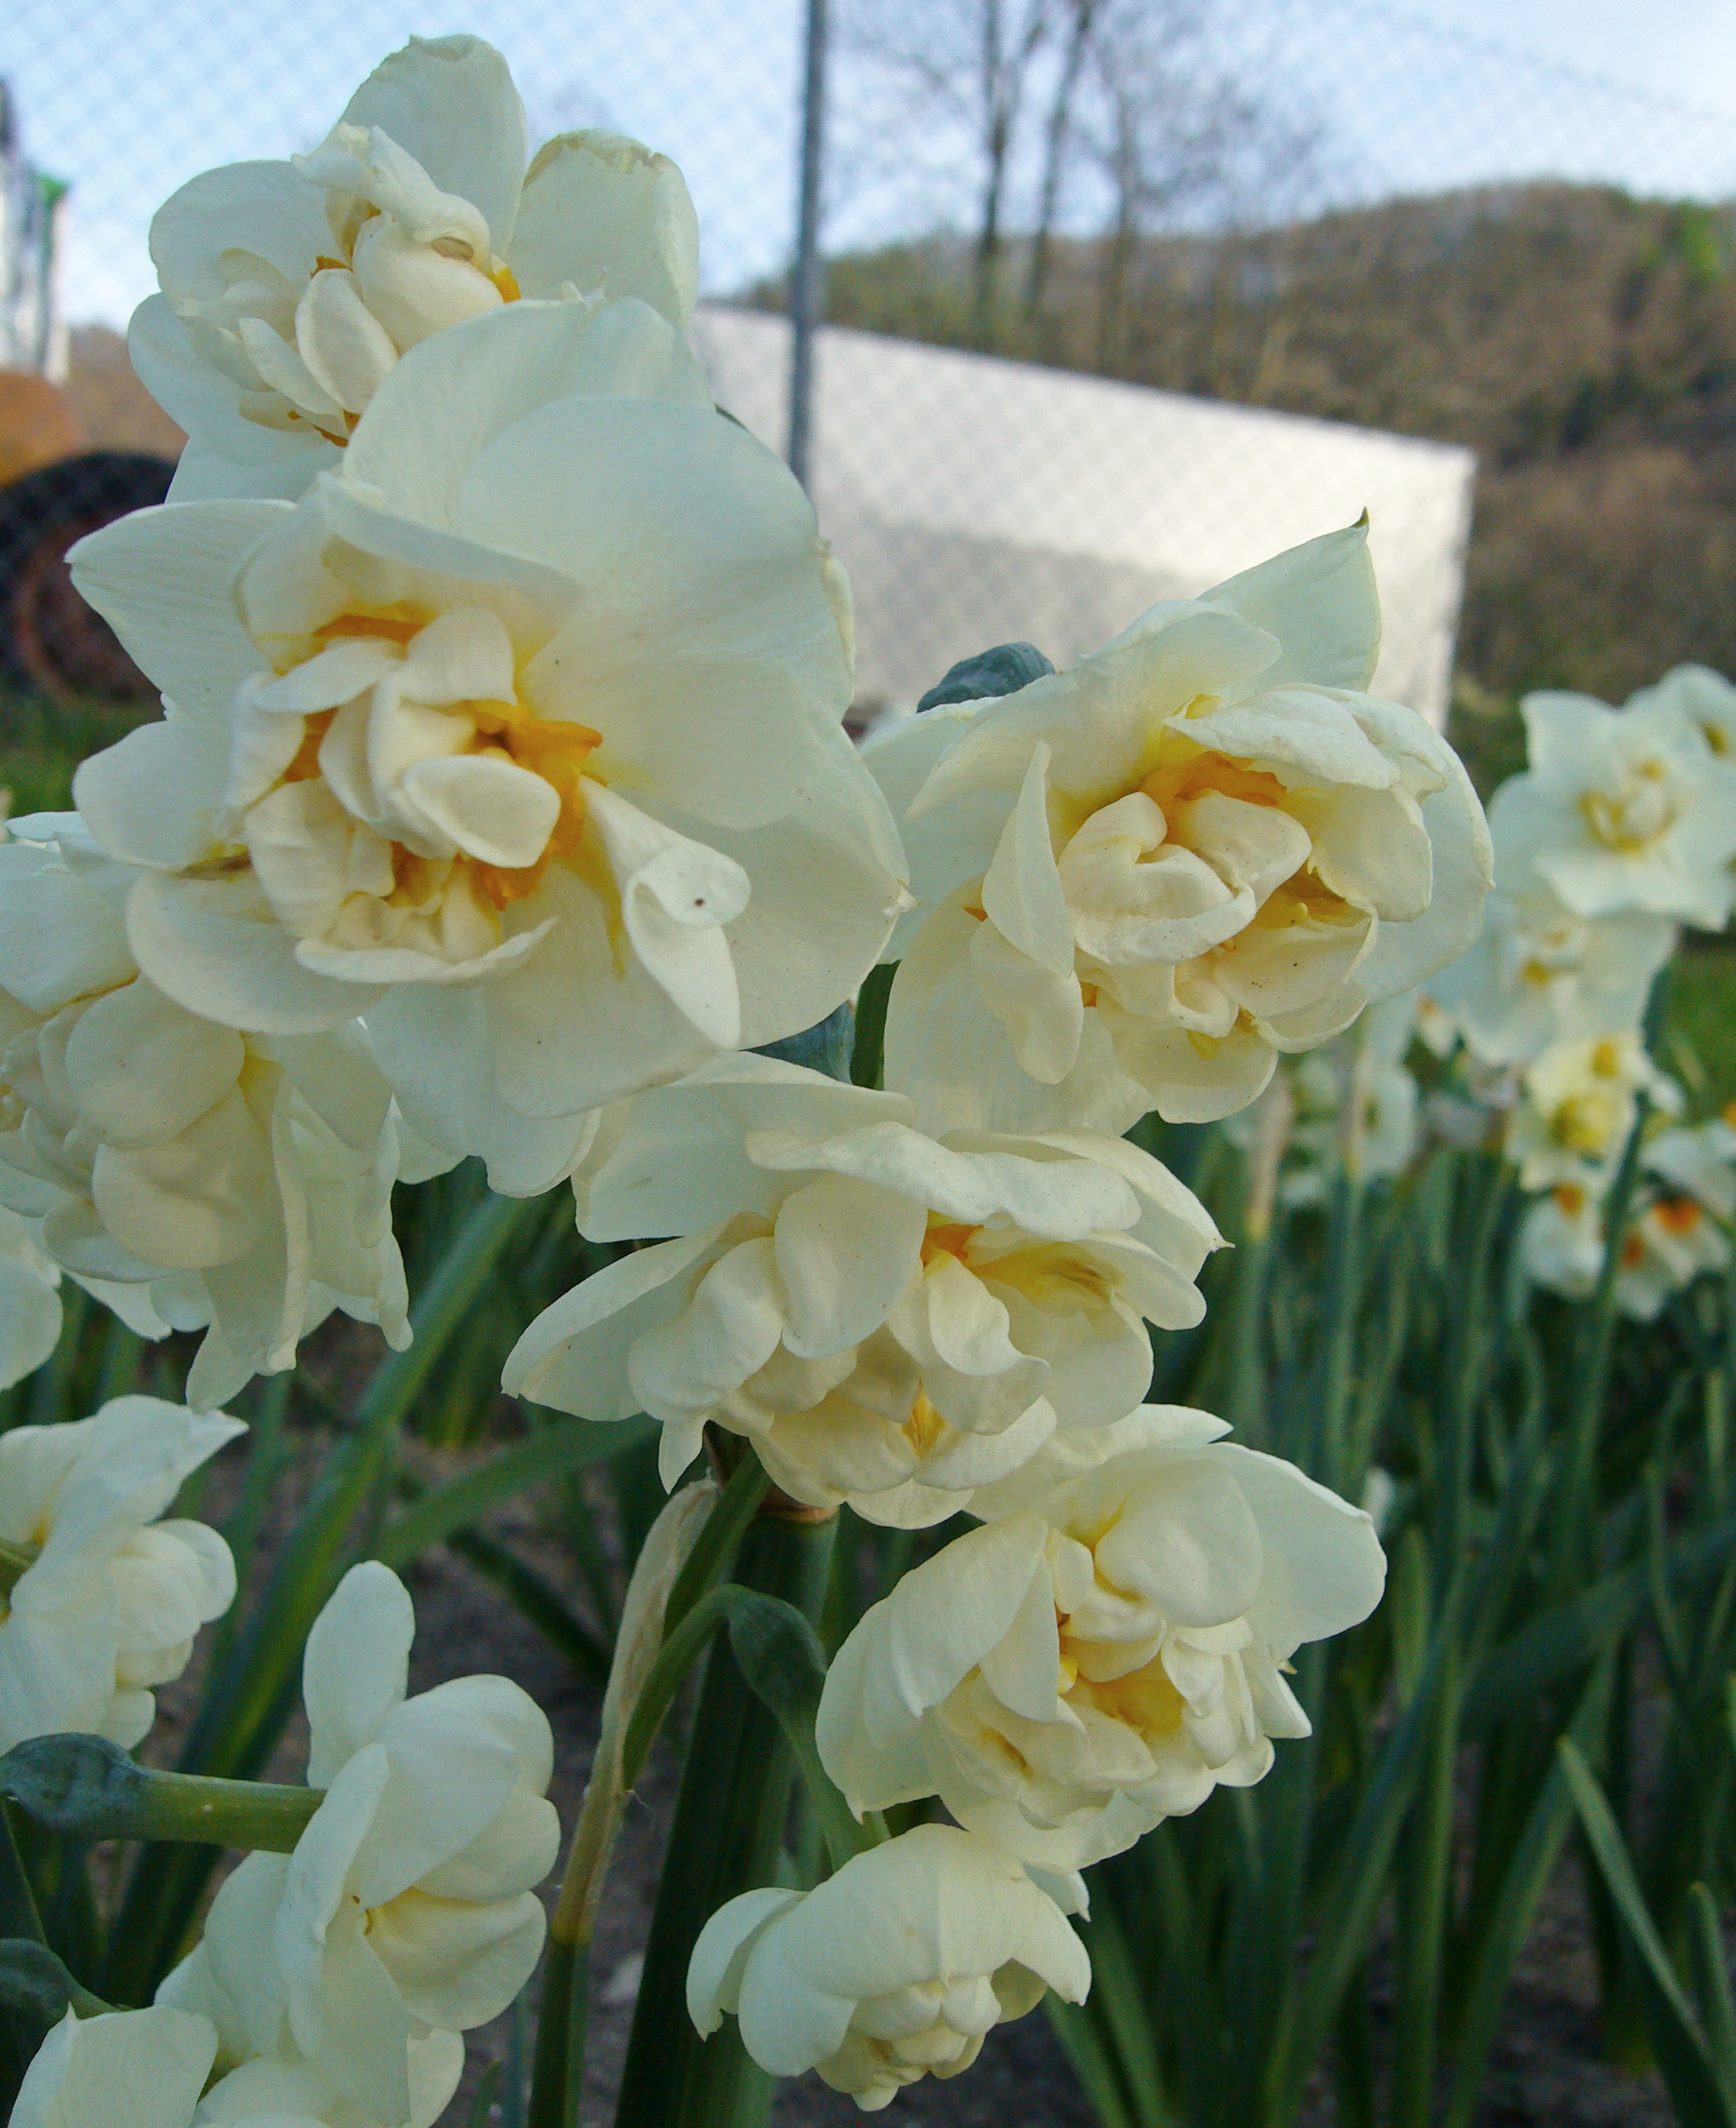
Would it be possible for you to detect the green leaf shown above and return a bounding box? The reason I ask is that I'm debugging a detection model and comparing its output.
[662,1452,768,1637]
[752,1003,854,1082]
[373,1415,657,1568]
[1559,1739,1736,2127]
[0,1940,108,2026]
[1686,1883,1736,2075]
[850,963,896,1090]
[723,1589,884,1868]
[0,1737,316,1853]
[1443,1666,1612,2128]
[1465,1516,1736,1734]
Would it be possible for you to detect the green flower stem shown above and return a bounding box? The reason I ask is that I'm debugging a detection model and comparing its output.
[105,1189,539,2006]
[0,1738,317,1853]
[613,1507,838,2128]
[662,1452,769,1638]
[1549,1099,1651,1603]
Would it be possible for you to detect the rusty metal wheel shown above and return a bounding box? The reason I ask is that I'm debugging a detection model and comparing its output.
[0,452,175,700]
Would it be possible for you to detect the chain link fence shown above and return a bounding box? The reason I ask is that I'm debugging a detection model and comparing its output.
[2,0,1735,765]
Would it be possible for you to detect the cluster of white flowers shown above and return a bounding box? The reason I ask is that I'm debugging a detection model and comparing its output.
[0,29,1520,2117]
[16,1564,556,2128]
[1424,665,1736,1322]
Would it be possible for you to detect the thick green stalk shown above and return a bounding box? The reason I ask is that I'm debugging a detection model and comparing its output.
[1547,1101,1650,1603]
[105,1190,538,2005]
[613,1508,838,2128]
[1388,1633,1462,2128]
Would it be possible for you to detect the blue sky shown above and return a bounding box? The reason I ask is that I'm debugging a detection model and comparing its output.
[5,0,1736,328]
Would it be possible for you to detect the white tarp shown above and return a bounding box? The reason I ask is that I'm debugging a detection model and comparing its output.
[691,305,1475,729]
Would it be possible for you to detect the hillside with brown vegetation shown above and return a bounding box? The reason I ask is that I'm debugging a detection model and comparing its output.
[763,184,1736,774]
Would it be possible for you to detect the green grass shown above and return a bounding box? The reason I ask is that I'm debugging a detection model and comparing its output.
[1661,939,1736,1117]
[0,685,155,819]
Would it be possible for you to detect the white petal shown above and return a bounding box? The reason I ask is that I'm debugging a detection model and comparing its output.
[67,502,280,718]
[338,35,529,248]
[304,1561,413,1784]
[773,1174,926,1359]
[584,785,749,1048]
[510,130,698,321]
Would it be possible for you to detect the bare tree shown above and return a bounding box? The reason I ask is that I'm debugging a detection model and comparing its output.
[1023,0,1101,332]
[838,0,1054,345]
[1075,0,1325,373]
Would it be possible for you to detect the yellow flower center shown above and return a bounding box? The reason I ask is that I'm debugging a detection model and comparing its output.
[296,609,605,909]
[1580,762,1678,853]
[903,1391,949,1458]
[921,1220,979,1268]
[1654,1196,1704,1235]
[1137,744,1290,820]
[1064,1643,1187,1738]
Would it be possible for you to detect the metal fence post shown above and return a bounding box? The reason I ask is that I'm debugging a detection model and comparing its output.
[786,0,828,490]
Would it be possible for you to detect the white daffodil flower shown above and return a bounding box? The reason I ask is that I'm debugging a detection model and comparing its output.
[0,1397,242,1753]
[1516,1179,1604,1304]
[863,524,1492,1135]
[1626,663,1736,766]
[1505,1033,1679,1192]
[1428,879,1675,1069]
[71,300,905,1187]
[0,822,410,1407]
[1489,689,1736,930]
[1517,1170,1730,1320]
[159,1562,555,2128]
[504,1055,1221,1526]
[12,2006,217,2128]
[687,1823,1090,2112]
[193,2043,461,2126]
[1616,1193,1730,1320]
[817,1407,1385,1869]
[131,35,699,503]
[1646,1111,1736,1222]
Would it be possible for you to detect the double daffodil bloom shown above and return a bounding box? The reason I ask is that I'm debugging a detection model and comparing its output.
[817,1408,1385,1868]
[505,1055,1221,1526]
[688,1825,1090,2112]
[132,35,699,502]
[71,300,906,1187]
[1505,1032,1678,1192]
[866,523,1490,1134]
[0,823,411,1406]
[1489,687,1736,930]
[159,1563,556,2128]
